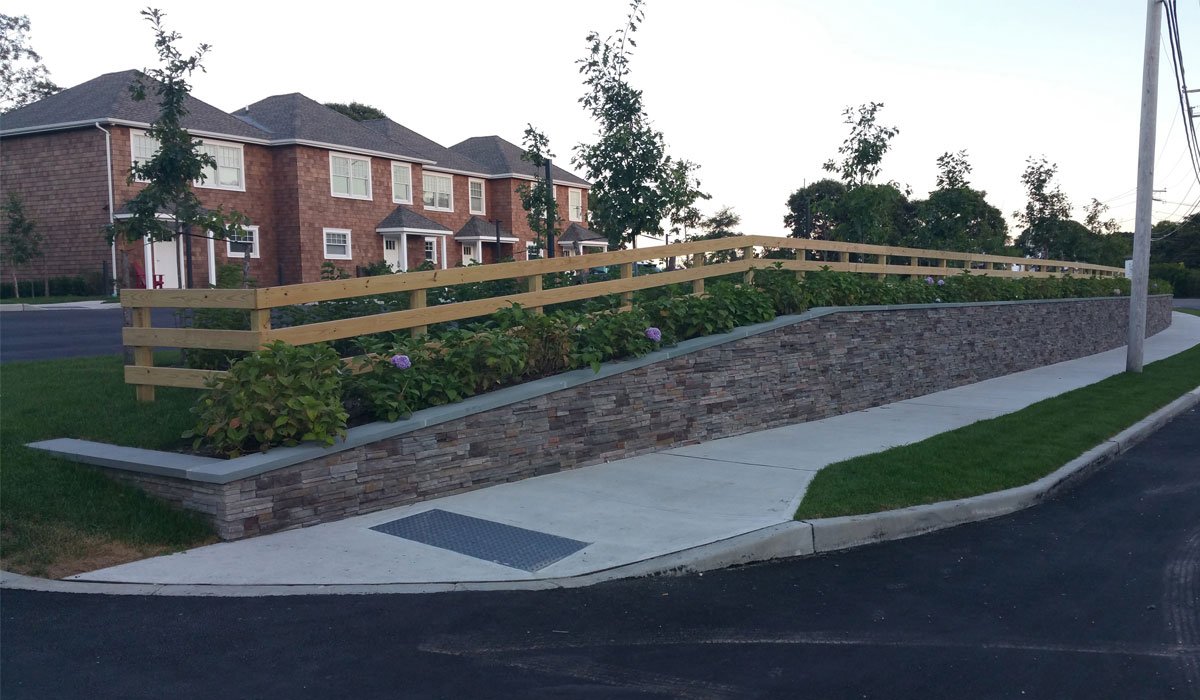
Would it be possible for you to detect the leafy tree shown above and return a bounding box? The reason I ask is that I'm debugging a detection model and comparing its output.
[324,101,387,121]
[573,0,700,249]
[829,184,916,250]
[688,206,744,263]
[1083,198,1121,236]
[661,159,708,269]
[1151,214,1200,268]
[103,8,247,288]
[784,179,846,240]
[822,102,899,189]
[1,192,43,298]
[0,13,60,112]
[1013,156,1074,259]
[515,124,560,258]
[935,150,972,189]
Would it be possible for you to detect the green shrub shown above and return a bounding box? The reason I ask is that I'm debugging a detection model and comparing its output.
[492,304,573,378]
[1150,262,1198,296]
[754,264,808,315]
[186,341,348,457]
[566,307,662,371]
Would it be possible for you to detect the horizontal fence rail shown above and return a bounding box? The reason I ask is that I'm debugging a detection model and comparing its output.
[120,236,1125,400]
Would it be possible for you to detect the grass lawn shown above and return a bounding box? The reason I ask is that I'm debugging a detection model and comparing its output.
[1178,308,1200,318]
[0,295,115,305]
[795,343,1200,520]
[0,352,214,577]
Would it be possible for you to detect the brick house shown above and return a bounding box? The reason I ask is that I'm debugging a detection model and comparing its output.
[0,70,605,289]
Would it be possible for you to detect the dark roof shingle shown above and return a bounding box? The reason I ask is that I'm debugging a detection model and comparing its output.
[449,135,590,187]
[360,119,488,174]
[558,222,606,243]
[377,206,451,232]
[231,94,425,159]
[1,70,270,140]
[454,216,517,241]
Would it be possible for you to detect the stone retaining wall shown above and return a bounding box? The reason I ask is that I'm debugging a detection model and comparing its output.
[106,296,1174,539]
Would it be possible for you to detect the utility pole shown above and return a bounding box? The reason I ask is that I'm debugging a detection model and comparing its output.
[545,159,555,258]
[1128,0,1162,373]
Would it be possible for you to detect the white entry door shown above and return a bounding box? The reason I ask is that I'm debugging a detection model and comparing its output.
[383,237,401,271]
[147,239,182,289]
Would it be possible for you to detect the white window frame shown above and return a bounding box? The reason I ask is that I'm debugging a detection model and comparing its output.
[197,137,246,192]
[468,178,486,215]
[323,228,353,260]
[131,130,246,191]
[329,152,372,200]
[422,172,454,212]
[568,188,583,222]
[423,236,439,265]
[225,225,260,259]
[391,162,413,204]
[130,130,158,182]
[526,241,540,260]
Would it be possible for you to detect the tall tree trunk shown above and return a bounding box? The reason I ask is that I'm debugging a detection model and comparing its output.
[11,271,19,300]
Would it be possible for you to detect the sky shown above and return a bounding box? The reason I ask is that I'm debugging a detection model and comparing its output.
[10,0,1200,243]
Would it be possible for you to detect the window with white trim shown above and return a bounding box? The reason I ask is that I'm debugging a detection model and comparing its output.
[226,225,260,258]
[384,239,397,251]
[422,172,453,211]
[468,179,485,215]
[330,154,371,199]
[568,188,582,222]
[131,132,158,181]
[526,241,540,260]
[323,228,352,259]
[391,163,413,204]
[424,237,438,264]
[199,141,245,190]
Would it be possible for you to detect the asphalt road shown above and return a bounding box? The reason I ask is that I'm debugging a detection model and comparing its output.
[0,308,177,363]
[3,407,1198,699]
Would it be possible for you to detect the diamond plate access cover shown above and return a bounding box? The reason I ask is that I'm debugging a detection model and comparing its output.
[370,509,590,572]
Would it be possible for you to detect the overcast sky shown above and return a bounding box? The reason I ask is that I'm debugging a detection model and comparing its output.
[11,0,1200,241]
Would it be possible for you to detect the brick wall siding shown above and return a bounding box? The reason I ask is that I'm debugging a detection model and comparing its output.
[0,129,111,284]
[98,296,1174,540]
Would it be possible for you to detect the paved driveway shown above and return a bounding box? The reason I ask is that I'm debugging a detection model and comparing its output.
[0,308,178,363]
[4,407,1198,699]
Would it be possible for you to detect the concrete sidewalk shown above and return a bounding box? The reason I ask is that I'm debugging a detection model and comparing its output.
[70,311,1200,587]
[0,299,118,312]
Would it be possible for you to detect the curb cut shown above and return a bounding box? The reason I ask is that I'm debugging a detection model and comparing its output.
[3,385,1197,598]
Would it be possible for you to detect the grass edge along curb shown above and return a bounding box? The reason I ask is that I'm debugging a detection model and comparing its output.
[794,343,1200,520]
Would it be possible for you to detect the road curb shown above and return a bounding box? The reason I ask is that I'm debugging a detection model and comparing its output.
[3,386,1197,597]
[801,385,1200,553]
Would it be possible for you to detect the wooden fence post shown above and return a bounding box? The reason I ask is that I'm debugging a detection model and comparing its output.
[410,288,427,337]
[742,246,755,285]
[619,262,634,310]
[250,308,271,347]
[527,274,543,314]
[693,255,706,296]
[132,306,155,402]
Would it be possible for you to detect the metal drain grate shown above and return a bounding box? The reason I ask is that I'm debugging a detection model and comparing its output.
[370,509,590,572]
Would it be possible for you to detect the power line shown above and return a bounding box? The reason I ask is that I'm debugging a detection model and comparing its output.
[1163,0,1200,185]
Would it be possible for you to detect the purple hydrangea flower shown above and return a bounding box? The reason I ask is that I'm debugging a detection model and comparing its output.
[937,279,945,286]
[645,327,662,343]
[935,298,942,303]
[924,276,935,284]
[390,354,411,370]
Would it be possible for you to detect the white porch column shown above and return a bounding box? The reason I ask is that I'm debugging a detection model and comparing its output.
[400,232,408,272]
[206,232,216,286]
[441,236,448,270]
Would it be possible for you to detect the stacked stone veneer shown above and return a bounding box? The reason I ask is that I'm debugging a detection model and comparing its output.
[103,296,1174,540]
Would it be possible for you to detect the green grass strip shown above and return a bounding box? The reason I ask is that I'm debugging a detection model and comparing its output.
[795,343,1200,520]
[0,352,213,576]
[1178,308,1200,318]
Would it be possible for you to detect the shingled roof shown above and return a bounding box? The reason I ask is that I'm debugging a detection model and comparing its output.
[449,136,590,187]
[0,70,270,140]
[558,223,606,243]
[231,94,430,160]
[454,216,518,242]
[377,206,451,232]
[359,118,488,175]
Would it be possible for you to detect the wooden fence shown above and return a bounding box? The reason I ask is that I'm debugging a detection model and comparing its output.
[120,235,1125,400]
